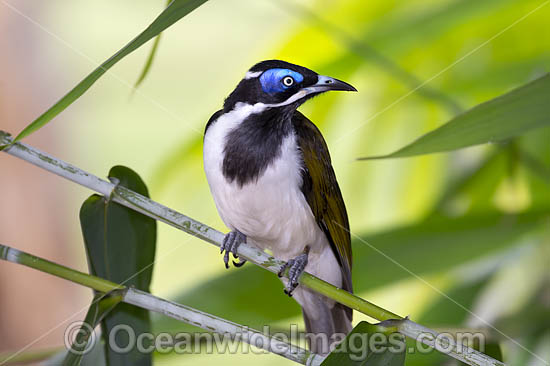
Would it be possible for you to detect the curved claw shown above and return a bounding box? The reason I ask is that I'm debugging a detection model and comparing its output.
[221,230,246,269]
[280,250,309,296]
[232,258,247,267]
[224,249,231,269]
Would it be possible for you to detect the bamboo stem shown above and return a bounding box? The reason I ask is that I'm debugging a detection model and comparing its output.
[0,244,121,293]
[0,130,505,366]
[124,288,321,365]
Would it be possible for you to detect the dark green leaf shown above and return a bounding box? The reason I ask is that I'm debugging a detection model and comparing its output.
[321,321,405,366]
[134,0,172,89]
[482,343,504,363]
[80,166,156,366]
[63,293,121,366]
[11,0,208,144]
[133,34,162,89]
[359,74,550,160]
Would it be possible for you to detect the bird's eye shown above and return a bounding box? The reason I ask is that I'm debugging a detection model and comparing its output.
[282,76,294,87]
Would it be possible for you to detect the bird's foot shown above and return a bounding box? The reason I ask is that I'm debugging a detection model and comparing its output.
[278,247,310,296]
[221,230,247,269]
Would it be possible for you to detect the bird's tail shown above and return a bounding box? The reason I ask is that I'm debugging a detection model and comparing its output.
[302,301,352,355]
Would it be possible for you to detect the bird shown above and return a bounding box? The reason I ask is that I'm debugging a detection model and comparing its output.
[203,60,355,354]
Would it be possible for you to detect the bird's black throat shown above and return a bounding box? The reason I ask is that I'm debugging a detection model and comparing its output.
[222,108,293,187]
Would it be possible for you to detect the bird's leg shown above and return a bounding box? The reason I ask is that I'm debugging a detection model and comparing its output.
[221,229,247,269]
[278,246,310,296]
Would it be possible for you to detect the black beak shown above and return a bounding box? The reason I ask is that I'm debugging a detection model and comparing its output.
[271,74,357,108]
[306,75,357,92]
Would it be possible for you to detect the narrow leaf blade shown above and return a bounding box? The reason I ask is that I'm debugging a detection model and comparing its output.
[12,0,208,143]
[360,74,550,159]
[134,0,172,88]
[62,294,121,366]
[134,34,162,88]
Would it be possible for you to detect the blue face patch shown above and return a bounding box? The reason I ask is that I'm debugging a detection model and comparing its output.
[259,68,304,94]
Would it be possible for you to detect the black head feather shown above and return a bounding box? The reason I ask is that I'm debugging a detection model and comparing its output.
[223,60,319,111]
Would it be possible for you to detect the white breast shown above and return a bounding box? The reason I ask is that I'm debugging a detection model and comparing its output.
[203,104,321,259]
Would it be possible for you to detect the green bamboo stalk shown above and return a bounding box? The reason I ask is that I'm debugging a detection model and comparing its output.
[0,130,505,366]
[0,244,122,293]
[300,273,400,320]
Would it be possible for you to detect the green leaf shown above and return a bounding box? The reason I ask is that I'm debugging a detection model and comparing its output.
[133,33,162,89]
[80,166,157,366]
[134,0,172,88]
[482,343,504,363]
[321,321,405,366]
[11,0,208,144]
[63,293,122,366]
[359,74,550,160]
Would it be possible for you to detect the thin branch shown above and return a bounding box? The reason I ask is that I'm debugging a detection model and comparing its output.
[0,130,505,366]
[0,243,323,366]
[0,244,121,293]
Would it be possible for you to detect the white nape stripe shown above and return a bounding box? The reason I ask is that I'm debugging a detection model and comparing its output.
[228,89,309,114]
[254,88,312,109]
[267,89,308,107]
[245,71,262,79]
[210,86,316,124]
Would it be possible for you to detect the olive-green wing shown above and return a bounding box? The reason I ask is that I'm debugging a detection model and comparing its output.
[292,111,353,296]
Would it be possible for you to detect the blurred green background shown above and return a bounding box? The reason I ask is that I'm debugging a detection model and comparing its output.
[0,0,549,365]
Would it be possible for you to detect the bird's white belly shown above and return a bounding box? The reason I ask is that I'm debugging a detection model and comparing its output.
[205,129,320,258]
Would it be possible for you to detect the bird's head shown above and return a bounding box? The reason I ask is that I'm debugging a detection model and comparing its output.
[223,60,356,112]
